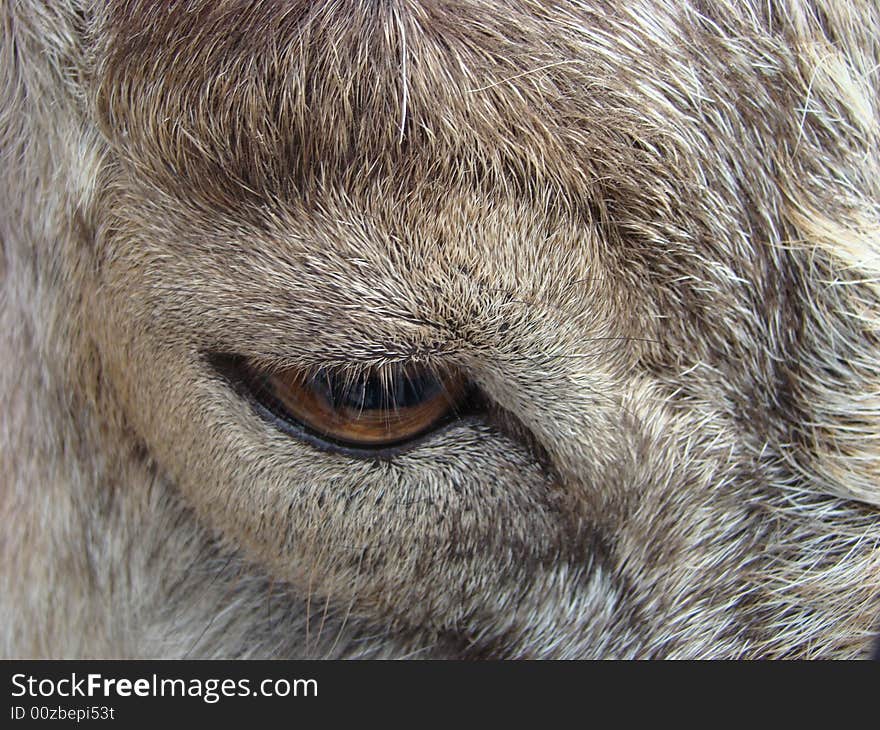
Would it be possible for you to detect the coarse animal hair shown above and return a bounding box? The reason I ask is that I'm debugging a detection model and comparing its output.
[1,0,879,658]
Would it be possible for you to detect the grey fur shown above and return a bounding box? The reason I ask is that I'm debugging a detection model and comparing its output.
[1,0,879,658]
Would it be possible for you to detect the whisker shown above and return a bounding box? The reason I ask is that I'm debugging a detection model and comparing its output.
[314,590,334,658]
[465,60,581,93]
[324,550,366,659]
[182,553,234,659]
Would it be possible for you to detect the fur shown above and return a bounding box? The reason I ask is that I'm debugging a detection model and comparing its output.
[1,0,879,658]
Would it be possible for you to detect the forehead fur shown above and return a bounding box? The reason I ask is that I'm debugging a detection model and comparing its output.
[91,1,802,337]
[94,0,767,210]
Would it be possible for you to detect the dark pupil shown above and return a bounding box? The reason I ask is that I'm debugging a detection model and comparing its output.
[309,367,441,412]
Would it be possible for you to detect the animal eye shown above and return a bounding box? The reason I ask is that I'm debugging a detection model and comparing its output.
[239,360,470,454]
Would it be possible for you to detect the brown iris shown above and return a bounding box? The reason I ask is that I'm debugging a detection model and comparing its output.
[247,362,469,450]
